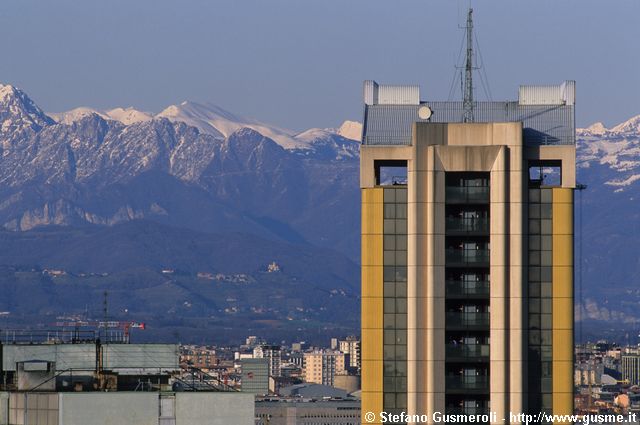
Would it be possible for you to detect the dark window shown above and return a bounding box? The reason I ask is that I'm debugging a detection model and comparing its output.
[528,161,561,187]
[376,161,408,186]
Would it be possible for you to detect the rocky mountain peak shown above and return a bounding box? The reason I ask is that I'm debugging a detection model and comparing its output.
[337,120,362,141]
[0,84,54,136]
[611,114,640,134]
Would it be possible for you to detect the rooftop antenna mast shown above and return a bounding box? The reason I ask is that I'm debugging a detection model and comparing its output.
[462,8,475,122]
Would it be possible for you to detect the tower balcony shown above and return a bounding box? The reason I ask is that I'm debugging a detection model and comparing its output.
[445,406,490,416]
[445,344,490,362]
[445,312,490,330]
[445,249,490,266]
[445,280,490,298]
[445,187,489,204]
[445,376,489,393]
[445,217,489,234]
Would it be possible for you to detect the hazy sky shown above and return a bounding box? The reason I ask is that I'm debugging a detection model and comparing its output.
[1,0,638,131]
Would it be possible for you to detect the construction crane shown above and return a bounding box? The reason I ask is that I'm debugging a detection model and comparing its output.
[51,320,146,343]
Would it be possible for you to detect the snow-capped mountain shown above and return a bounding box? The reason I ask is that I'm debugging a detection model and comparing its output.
[50,107,153,126]
[50,99,361,155]
[571,114,640,339]
[336,120,362,141]
[0,84,54,145]
[0,84,360,258]
[157,101,300,147]
[610,115,640,134]
[577,115,640,189]
[155,101,360,158]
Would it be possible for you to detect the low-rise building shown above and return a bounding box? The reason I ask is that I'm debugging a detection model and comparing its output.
[0,341,253,424]
[255,399,360,425]
[180,345,217,370]
[0,391,254,425]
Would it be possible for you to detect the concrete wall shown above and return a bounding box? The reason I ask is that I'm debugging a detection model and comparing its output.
[0,392,8,425]
[175,393,254,425]
[334,375,360,394]
[59,393,159,425]
[17,362,56,391]
[3,345,95,372]
[0,391,254,425]
[104,344,179,371]
[3,344,178,372]
[256,401,360,425]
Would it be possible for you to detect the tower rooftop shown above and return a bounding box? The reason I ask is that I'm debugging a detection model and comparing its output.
[362,80,575,146]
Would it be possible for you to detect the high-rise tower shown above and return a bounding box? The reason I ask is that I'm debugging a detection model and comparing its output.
[360,80,575,423]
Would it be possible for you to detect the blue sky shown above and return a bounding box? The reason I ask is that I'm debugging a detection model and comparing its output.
[1,0,638,131]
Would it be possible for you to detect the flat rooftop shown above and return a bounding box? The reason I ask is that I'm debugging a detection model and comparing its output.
[362,80,575,147]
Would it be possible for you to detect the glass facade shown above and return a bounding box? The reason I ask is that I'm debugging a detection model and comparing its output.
[527,187,554,414]
[382,187,408,416]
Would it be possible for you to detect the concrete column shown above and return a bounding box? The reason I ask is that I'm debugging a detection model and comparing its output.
[508,146,525,421]
[429,163,446,418]
[490,147,508,424]
[407,157,419,417]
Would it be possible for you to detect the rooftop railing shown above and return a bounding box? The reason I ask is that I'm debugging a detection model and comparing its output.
[362,102,575,146]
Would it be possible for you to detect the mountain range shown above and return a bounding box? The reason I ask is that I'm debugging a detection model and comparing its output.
[574,116,640,342]
[1,82,640,344]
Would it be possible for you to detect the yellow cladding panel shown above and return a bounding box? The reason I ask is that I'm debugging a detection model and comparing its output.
[362,266,383,298]
[552,189,573,267]
[361,329,383,361]
[553,392,574,417]
[361,360,383,391]
[361,391,383,424]
[553,267,573,298]
[362,204,383,235]
[362,297,383,330]
[553,329,573,361]
[361,188,383,424]
[553,235,573,267]
[552,204,573,236]
[362,188,383,235]
[553,361,573,394]
[553,187,573,204]
[362,187,384,204]
[553,298,573,331]
[553,188,574,416]
[362,235,383,266]
[362,189,383,266]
